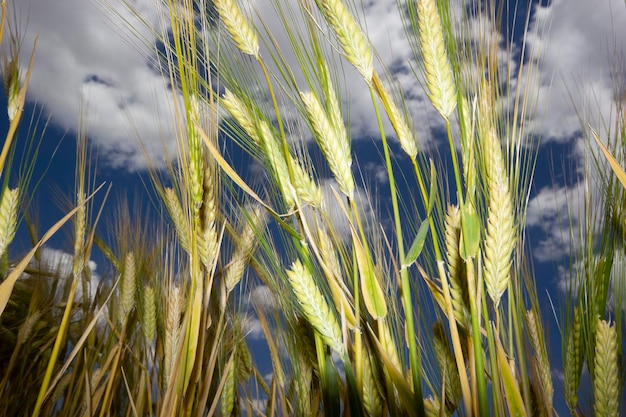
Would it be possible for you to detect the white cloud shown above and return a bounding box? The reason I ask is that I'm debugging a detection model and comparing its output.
[12,0,625,170]
[16,0,177,170]
[525,0,626,144]
[526,181,585,262]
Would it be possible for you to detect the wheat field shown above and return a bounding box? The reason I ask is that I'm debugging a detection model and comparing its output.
[0,0,625,416]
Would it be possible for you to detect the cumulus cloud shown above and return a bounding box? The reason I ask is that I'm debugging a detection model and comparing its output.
[16,0,177,170]
[13,0,626,275]
[13,0,624,168]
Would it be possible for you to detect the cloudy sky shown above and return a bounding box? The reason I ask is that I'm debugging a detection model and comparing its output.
[10,0,623,257]
[4,0,626,411]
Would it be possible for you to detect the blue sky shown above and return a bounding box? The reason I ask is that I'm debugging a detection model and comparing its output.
[3,0,626,413]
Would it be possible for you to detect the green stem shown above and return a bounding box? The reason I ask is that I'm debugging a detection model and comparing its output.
[466,258,489,416]
[368,86,425,417]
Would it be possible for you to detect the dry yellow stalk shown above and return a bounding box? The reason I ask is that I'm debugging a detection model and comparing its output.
[417,0,457,120]
[318,0,373,82]
[594,319,619,417]
[0,187,19,258]
[286,260,344,354]
[214,0,259,58]
[300,91,354,198]
[163,187,190,253]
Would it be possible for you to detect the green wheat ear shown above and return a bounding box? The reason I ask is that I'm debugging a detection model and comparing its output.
[594,319,619,417]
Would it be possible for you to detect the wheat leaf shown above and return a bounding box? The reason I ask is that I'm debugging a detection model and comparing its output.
[403,220,430,269]
[591,127,626,190]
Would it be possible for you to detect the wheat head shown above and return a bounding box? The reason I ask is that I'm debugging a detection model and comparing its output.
[444,204,470,329]
[594,319,619,417]
[416,0,457,120]
[120,252,137,318]
[300,91,354,198]
[0,187,19,258]
[214,0,259,58]
[479,84,514,308]
[286,260,344,354]
[564,306,583,412]
[318,0,373,82]
[142,285,156,343]
[163,187,190,253]
[526,309,553,412]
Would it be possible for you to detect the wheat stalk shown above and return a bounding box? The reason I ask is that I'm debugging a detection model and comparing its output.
[0,187,19,258]
[300,91,354,198]
[286,260,344,354]
[317,0,373,82]
[213,0,259,58]
[416,0,456,120]
[594,319,619,417]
